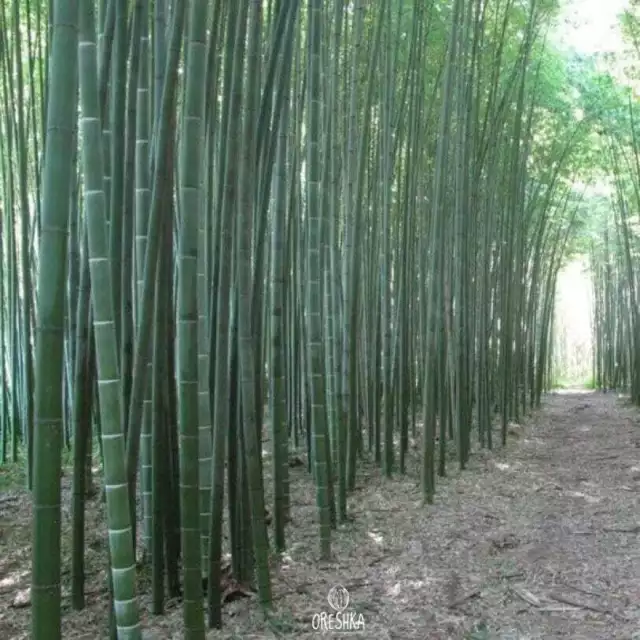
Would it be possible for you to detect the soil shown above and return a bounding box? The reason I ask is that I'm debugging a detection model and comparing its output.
[1,391,640,639]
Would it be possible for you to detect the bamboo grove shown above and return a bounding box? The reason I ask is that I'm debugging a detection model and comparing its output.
[589,2,640,400]
[0,0,633,638]
[591,99,640,399]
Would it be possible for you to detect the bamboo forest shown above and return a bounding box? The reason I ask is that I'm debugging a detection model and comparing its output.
[3,0,640,638]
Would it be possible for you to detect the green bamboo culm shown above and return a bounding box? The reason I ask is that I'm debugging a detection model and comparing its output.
[235,0,273,610]
[178,0,207,635]
[31,0,79,638]
[77,0,141,637]
[306,0,332,560]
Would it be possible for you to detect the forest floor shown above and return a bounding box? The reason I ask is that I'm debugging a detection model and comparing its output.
[1,391,640,639]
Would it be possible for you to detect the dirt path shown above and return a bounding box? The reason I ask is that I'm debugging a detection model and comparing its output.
[1,391,640,639]
[254,391,640,640]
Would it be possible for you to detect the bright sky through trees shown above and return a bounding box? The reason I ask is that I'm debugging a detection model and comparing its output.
[554,259,592,384]
[549,1,629,385]
[554,0,628,54]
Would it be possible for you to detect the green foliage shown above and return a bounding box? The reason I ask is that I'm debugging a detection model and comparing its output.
[620,0,640,60]
[465,619,491,640]
[266,611,298,636]
[0,457,24,491]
